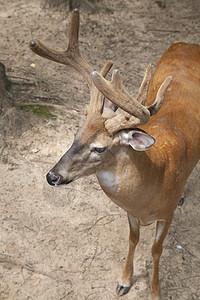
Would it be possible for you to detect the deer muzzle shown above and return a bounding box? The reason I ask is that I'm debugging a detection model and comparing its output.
[46,140,86,186]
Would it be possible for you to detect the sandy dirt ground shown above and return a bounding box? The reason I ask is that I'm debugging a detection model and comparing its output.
[0,0,200,299]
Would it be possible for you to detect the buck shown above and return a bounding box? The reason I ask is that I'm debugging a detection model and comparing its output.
[29,9,200,300]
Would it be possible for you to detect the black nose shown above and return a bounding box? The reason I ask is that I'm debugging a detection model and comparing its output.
[46,172,63,186]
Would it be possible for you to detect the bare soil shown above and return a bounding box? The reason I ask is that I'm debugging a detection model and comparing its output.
[0,0,200,299]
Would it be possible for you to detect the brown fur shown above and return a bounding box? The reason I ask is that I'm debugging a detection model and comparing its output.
[93,43,200,299]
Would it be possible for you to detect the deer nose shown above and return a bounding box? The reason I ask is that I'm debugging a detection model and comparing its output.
[46,172,63,186]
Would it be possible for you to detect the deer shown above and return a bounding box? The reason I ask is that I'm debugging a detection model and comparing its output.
[29,8,200,300]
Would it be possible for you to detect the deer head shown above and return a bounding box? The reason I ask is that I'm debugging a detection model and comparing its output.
[29,9,172,186]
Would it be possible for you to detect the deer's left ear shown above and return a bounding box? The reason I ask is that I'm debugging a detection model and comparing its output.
[120,129,155,151]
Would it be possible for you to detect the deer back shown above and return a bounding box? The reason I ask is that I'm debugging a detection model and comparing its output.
[143,42,200,177]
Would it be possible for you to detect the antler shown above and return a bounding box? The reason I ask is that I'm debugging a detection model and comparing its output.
[92,67,172,134]
[136,64,154,105]
[29,8,112,115]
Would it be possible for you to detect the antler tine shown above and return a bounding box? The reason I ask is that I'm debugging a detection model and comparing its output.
[148,75,173,115]
[100,61,113,77]
[68,8,79,51]
[136,64,154,105]
[87,61,113,115]
[29,9,93,87]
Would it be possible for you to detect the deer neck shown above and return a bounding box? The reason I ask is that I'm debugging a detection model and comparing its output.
[96,144,165,216]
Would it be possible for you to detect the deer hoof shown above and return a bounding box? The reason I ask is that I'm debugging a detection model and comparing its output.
[178,196,184,206]
[116,283,131,296]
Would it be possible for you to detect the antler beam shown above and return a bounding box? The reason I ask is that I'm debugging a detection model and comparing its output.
[92,67,172,134]
[92,68,151,122]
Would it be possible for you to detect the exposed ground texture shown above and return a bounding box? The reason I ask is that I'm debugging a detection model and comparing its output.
[0,0,200,299]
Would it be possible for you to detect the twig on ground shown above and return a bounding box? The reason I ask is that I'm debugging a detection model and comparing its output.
[0,253,71,285]
[169,231,196,257]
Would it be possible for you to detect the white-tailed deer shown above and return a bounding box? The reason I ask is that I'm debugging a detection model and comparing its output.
[29,9,200,300]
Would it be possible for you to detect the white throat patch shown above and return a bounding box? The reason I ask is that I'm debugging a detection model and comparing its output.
[97,170,119,194]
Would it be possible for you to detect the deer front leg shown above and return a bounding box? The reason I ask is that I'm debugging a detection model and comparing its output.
[116,214,140,296]
[150,219,172,300]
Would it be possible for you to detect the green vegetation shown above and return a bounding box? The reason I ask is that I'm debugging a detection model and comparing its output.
[20,104,56,119]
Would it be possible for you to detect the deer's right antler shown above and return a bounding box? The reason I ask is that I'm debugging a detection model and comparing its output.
[29,8,113,115]
[92,68,172,134]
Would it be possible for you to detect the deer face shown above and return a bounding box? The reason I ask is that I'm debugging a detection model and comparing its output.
[46,114,115,186]
[46,112,157,186]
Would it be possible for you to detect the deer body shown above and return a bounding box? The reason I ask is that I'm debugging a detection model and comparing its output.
[29,9,200,300]
[96,42,200,224]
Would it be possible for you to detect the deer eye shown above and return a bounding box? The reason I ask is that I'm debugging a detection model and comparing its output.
[93,147,106,153]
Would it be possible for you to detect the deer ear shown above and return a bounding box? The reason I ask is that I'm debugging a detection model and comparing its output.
[122,130,155,151]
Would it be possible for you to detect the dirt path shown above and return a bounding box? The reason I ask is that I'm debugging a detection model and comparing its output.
[0,0,200,299]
